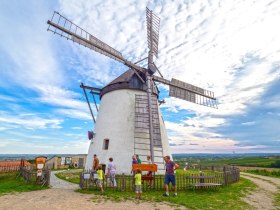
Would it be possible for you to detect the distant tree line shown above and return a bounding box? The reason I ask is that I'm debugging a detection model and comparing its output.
[270,160,280,168]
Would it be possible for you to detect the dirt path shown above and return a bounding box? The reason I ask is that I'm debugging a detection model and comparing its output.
[0,171,186,210]
[0,188,186,210]
[241,172,280,210]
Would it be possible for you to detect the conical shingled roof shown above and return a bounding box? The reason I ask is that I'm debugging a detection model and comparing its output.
[106,69,136,86]
[100,69,158,97]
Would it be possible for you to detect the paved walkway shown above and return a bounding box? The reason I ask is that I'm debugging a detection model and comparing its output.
[50,170,79,190]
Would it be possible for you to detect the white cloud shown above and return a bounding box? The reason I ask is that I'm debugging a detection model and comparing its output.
[36,85,85,109]
[241,121,256,126]
[0,2,65,89]
[54,0,280,153]
[0,111,63,130]
[0,127,9,131]
[56,108,92,121]
[0,94,16,102]
[34,84,96,121]
[71,127,83,130]
[1,0,279,154]
[33,145,54,149]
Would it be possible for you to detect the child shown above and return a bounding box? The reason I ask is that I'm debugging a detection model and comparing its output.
[107,157,117,188]
[146,155,152,188]
[135,168,142,199]
[97,165,104,193]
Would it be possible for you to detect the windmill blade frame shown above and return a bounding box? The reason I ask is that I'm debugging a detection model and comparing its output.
[47,11,146,81]
[146,7,160,58]
[153,76,218,108]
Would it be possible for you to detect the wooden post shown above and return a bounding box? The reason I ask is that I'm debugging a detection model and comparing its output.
[200,171,204,189]
[223,166,228,185]
[121,173,124,192]
[80,172,83,189]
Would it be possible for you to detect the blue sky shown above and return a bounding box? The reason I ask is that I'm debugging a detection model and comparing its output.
[0,0,279,154]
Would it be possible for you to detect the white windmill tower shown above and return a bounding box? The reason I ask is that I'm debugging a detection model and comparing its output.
[47,8,217,174]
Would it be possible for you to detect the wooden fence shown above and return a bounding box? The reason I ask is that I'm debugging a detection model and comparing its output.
[19,167,50,186]
[80,166,240,191]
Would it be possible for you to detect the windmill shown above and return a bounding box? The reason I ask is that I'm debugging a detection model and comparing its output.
[47,8,217,174]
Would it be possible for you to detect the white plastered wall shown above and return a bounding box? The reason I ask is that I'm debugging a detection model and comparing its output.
[85,89,171,174]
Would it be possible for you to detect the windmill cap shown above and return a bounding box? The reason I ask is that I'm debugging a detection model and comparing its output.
[100,69,158,98]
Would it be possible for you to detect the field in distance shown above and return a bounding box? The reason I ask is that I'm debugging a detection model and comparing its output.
[173,153,280,168]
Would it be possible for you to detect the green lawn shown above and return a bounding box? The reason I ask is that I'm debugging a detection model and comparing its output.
[55,170,256,209]
[0,172,48,195]
[55,169,82,184]
[76,178,255,210]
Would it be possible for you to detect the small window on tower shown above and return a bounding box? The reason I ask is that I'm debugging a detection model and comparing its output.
[103,139,109,150]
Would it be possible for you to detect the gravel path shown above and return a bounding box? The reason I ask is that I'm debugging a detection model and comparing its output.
[50,170,79,190]
[0,188,186,210]
[241,172,280,210]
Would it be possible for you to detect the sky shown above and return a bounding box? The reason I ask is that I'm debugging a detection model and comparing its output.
[0,0,279,154]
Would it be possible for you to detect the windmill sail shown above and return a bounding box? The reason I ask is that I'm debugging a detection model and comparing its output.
[146,7,160,58]
[47,11,145,74]
[153,76,217,108]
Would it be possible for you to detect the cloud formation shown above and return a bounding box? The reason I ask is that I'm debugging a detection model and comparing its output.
[0,0,279,154]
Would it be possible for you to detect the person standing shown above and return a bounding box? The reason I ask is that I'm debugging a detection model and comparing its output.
[146,155,152,188]
[146,155,152,164]
[97,165,105,193]
[93,154,99,171]
[135,168,142,199]
[163,155,179,196]
[107,157,117,188]
[136,154,142,164]
[131,155,138,174]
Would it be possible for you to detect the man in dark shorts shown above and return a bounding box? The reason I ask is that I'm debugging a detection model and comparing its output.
[163,155,179,196]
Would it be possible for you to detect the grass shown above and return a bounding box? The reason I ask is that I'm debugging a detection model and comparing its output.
[55,169,82,184]
[244,169,280,178]
[55,169,257,209]
[51,167,84,171]
[75,177,255,210]
[275,191,280,208]
[175,156,280,168]
[0,172,48,196]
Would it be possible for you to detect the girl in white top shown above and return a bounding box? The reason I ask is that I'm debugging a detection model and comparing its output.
[107,157,117,187]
